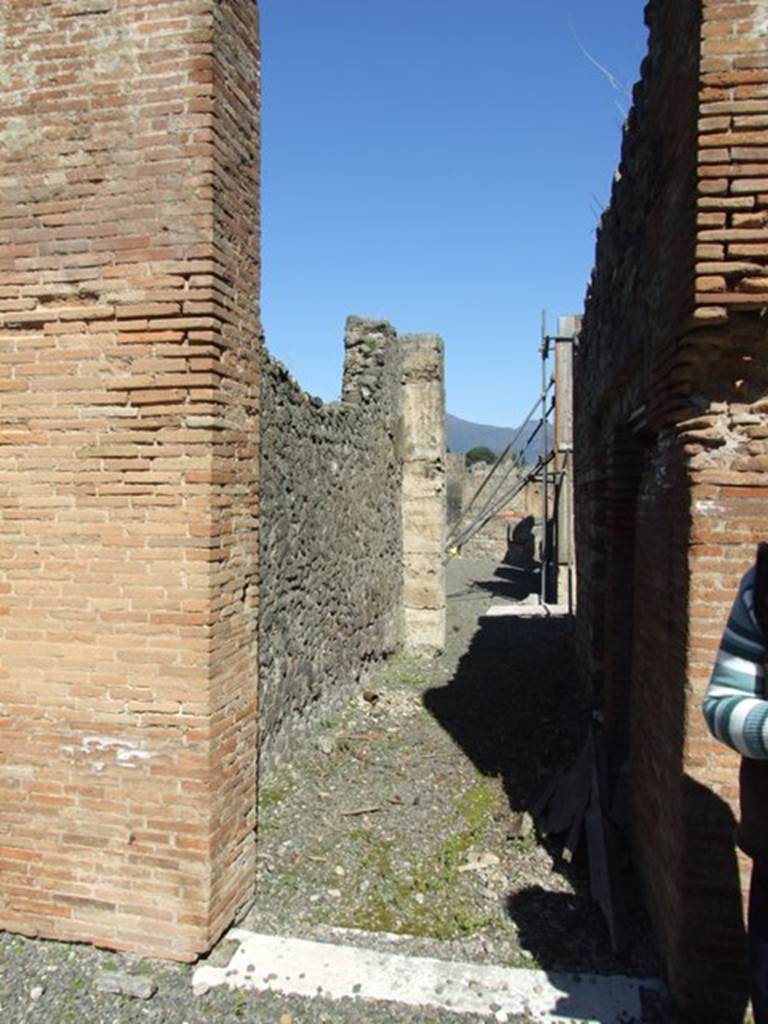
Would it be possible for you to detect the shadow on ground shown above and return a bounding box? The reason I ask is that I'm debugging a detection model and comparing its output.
[447,565,539,605]
[424,613,584,812]
[476,565,540,602]
[424,566,750,1022]
[423,605,661,999]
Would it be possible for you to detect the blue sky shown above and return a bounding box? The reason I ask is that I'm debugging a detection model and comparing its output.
[259,0,648,427]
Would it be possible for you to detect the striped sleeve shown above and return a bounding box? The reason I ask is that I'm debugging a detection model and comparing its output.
[703,566,768,758]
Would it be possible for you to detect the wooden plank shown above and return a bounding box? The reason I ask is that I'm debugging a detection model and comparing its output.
[561,781,590,864]
[528,767,562,822]
[539,734,592,836]
[585,760,618,952]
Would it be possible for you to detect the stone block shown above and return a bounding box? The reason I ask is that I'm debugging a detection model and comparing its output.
[403,607,446,655]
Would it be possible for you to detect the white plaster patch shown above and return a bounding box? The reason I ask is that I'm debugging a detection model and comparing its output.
[694,500,723,516]
[77,735,153,770]
[755,1,768,35]
[82,735,132,754]
[192,930,662,1023]
[116,748,152,766]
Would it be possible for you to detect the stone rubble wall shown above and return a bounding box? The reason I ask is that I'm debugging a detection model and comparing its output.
[259,317,446,766]
[574,1,768,1018]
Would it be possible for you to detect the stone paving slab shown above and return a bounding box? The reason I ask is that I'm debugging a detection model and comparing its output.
[481,604,570,619]
[192,929,662,1024]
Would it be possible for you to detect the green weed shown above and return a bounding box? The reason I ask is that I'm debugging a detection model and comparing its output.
[376,651,429,689]
[334,779,501,939]
[232,988,248,1018]
[259,784,289,810]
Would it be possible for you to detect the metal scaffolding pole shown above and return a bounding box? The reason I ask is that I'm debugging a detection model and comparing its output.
[449,449,554,553]
[540,313,549,606]
[553,315,579,611]
[446,312,579,605]
[445,385,552,551]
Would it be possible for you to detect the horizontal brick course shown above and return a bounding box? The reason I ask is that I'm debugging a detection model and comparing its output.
[0,0,260,959]
[575,0,768,1017]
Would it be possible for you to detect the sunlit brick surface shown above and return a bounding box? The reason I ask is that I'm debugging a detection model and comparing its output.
[574,1,768,1017]
[0,0,261,959]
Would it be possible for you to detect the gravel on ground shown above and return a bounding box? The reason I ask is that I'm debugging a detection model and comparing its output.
[246,557,658,979]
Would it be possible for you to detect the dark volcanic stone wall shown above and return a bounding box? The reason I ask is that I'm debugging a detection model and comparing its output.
[259,317,404,765]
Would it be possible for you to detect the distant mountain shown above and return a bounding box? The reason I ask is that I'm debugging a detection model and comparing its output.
[446,413,544,462]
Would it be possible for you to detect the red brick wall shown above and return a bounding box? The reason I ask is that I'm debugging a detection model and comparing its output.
[575,0,768,1017]
[629,439,696,984]
[205,0,261,946]
[682,7,768,1009]
[574,0,701,701]
[600,429,646,750]
[0,0,260,959]
[695,0,768,319]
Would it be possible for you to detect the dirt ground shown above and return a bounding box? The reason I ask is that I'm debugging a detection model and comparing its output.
[246,556,660,981]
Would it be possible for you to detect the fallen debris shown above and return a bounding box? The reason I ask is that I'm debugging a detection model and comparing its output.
[507,811,535,840]
[316,734,335,756]
[95,970,157,1000]
[531,724,629,953]
[458,851,502,873]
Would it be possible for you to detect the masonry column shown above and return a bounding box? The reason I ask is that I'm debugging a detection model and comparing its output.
[0,0,260,959]
[399,335,446,654]
[553,315,577,610]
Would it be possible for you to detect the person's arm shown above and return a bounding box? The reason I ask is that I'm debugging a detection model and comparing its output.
[703,566,768,758]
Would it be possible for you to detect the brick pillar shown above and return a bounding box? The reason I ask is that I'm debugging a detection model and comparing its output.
[0,0,260,959]
[400,335,446,654]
